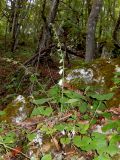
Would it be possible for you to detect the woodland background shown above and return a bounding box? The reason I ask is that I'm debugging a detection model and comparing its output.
[0,0,120,62]
[0,1,120,160]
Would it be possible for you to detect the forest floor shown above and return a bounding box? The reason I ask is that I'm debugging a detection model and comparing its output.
[0,51,120,160]
[0,57,18,109]
[0,54,58,109]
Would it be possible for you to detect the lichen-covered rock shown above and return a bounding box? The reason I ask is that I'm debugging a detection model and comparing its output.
[65,58,120,108]
[0,95,33,123]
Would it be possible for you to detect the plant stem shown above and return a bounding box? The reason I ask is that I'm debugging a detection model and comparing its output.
[0,142,30,159]
[90,101,102,125]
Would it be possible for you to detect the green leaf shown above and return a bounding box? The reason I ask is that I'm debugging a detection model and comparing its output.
[60,137,71,145]
[48,86,60,97]
[3,132,16,144]
[91,139,107,154]
[83,114,90,120]
[92,132,106,140]
[0,128,3,132]
[90,119,97,125]
[114,72,120,76]
[0,111,6,116]
[79,102,88,113]
[31,106,53,117]
[41,154,52,160]
[113,77,120,84]
[80,136,91,146]
[90,133,107,154]
[59,97,69,104]
[89,93,114,101]
[33,98,51,105]
[73,135,81,147]
[102,112,112,119]
[65,124,74,131]
[55,124,65,131]
[106,144,119,156]
[93,154,111,160]
[80,124,89,134]
[102,120,120,132]
[41,125,56,135]
[66,98,79,104]
[43,107,53,116]
[0,135,3,142]
[73,135,91,151]
[93,101,106,111]
[69,115,77,120]
[109,134,120,145]
[31,106,44,116]
[56,123,74,132]
[63,90,87,101]
[30,75,37,83]
[27,133,36,141]
[76,123,89,134]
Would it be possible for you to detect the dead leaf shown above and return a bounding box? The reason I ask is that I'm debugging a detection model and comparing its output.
[51,137,61,151]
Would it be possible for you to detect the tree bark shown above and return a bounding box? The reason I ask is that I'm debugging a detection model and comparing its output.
[17,0,59,66]
[85,0,103,62]
[10,0,21,52]
[10,0,28,52]
[113,12,120,47]
[86,0,92,15]
[38,0,59,52]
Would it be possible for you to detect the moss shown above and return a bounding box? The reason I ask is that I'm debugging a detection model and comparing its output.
[0,97,33,122]
[65,58,120,108]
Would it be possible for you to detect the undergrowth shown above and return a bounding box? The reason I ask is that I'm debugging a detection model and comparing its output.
[0,81,120,159]
[0,30,120,160]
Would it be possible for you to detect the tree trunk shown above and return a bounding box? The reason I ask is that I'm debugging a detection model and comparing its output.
[85,0,103,62]
[38,0,59,52]
[86,0,92,15]
[10,0,20,52]
[113,12,120,47]
[10,0,27,52]
[112,12,120,58]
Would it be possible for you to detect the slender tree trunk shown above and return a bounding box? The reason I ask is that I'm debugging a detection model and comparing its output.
[85,0,103,62]
[113,12,120,46]
[10,0,20,52]
[38,0,59,52]
[10,0,27,52]
[86,0,92,15]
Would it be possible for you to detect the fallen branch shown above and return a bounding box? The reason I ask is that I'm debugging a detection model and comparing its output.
[17,112,72,129]
[60,45,85,58]
[12,44,84,77]
[24,44,84,66]
[24,44,55,66]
